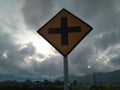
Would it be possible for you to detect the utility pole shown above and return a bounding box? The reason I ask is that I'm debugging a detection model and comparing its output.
[92,65,96,85]
[92,63,96,90]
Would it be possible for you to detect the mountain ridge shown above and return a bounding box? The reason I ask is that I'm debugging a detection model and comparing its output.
[0,70,120,83]
[57,70,120,84]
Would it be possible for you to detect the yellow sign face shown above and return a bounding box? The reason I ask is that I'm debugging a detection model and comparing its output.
[37,9,92,56]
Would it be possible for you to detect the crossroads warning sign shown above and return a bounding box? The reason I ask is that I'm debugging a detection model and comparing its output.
[37,9,92,56]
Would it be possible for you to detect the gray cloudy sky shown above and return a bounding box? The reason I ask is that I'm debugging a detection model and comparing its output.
[0,0,120,80]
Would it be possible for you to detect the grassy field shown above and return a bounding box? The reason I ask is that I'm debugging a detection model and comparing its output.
[0,84,119,90]
[71,85,120,90]
[0,80,119,90]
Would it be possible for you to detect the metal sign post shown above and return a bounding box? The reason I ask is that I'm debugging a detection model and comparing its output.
[64,56,69,90]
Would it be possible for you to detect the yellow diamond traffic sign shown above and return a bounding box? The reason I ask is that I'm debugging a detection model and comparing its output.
[37,9,92,56]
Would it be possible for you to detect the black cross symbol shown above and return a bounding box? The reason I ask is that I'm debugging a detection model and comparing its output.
[48,17,81,45]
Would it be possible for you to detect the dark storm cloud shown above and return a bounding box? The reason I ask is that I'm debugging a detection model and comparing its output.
[69,46,94,75]
[0,33,16,51]
[19,43,36,56]
[72,0,113,18]
[71,0,120,71]
[0,34,18,73]
[22,0,54,29]
[110,55,120,66]
[0,0,24,34]
[95,30,120,50]
[31,55,63,78]
[72,0,120,33]
[0,33,64,79]
[0,33,37,76]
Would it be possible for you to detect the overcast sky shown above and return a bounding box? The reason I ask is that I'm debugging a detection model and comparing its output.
[0,0,120,80]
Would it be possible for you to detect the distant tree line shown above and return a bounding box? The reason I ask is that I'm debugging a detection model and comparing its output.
[0,79,64,90]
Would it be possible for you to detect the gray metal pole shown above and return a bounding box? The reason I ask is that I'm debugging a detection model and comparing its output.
[93,66,96,86]
[92,63,96,85]
[64,56,69,90]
